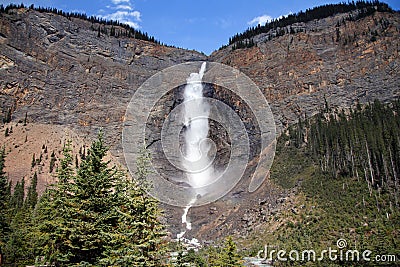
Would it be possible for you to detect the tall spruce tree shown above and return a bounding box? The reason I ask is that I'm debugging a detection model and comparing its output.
[10,179,24,213]
[131,148,167,266]
[4,173,38,266]
[34,140,75,265]
[25,172,38,210]
[62,131,119,264]
[0,147,8,263]
[5,204,35,266]
[35,133,168,266]
[217,236,242,267]
[101,148,167,266]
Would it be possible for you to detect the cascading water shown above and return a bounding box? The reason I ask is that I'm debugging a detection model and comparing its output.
[177,62,213,240]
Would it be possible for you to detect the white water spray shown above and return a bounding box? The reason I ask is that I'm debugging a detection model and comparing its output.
[177,197,196,239]
[178,62,213,239]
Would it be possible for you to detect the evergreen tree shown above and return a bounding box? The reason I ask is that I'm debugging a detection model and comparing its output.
[3,107,12,123]
[23,112,27,126]
[205,245,220,266]
[3,173,37,266]
[62,131,118,264]
[174,241,186,267]
[10,179,25,212]
[131,148,167,266]
[25,172,38,210]
[34,133,168,266]
[217,236,242,267]
[34,140,75,265]
[182,249,206,267]
[31,153,36,168]
[49,151,56,173]
[5,205,36,266]
[102,148,167,266]
[0,147,8,262]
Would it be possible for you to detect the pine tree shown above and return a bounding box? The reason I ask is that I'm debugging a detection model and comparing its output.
[5,205,36,266]
[35,133,169,266]
[3,107,12,123]
[184,249,206,267]
[34,140,75,265]
[49,151,56,173]
[3,172,37,266]
[31,153,36,168]
[25,172,38,210]
[62,131,117,264]
[205,245,220,266]
[0,147,8,262]
[174,241,186,267]
[10,179,25,212]
[132,148,167,266]
[102,148,167,266]
[217,236,242,267]
[23,112,27,126]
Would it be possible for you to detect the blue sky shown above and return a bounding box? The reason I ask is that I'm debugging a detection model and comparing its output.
[1,0,399,55]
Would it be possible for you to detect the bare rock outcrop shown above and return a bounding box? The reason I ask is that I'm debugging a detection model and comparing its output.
[0,8,207,160]
[211,11,400,130]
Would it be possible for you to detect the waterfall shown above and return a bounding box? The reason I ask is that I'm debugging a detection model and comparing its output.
[178,62,212,239]
[183,62,212,189]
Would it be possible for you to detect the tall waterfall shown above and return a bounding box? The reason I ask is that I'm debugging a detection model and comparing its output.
[178,62,212,239]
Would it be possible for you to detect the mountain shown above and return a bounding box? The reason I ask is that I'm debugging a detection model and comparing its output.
[1,2,399,242]
[211,3,400,130]
[0,5,206,153]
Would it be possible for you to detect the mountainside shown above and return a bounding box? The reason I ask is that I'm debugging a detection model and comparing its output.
[0,7,206,157]
[212,8,400,129]
[1,4,400,243]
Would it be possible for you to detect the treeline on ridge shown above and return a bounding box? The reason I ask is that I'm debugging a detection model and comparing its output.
[227,0,394,50]
[0,3,160,44]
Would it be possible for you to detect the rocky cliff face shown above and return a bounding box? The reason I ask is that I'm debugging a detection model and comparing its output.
[1,6,399,241]
[0,7,206,158]
[211,10,400,130]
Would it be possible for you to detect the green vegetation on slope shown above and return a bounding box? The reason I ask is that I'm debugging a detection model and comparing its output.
[0,132,168,266]
[243,99,400,266]
[0,129,243,266]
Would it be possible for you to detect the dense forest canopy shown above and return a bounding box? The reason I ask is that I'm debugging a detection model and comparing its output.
[289,99,400,204]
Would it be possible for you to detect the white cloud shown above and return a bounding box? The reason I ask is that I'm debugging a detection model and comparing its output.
[116,5,133,10]
[97,0,141,28]
[248,15,273,26]
[70,9,86,14]
[102,10,141,22]
[131,10,141,21]
[248,12,293,26]
[106,4,133,10]
[277,12,293,20]
[122,21,140,29]
[111,0,130,4]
